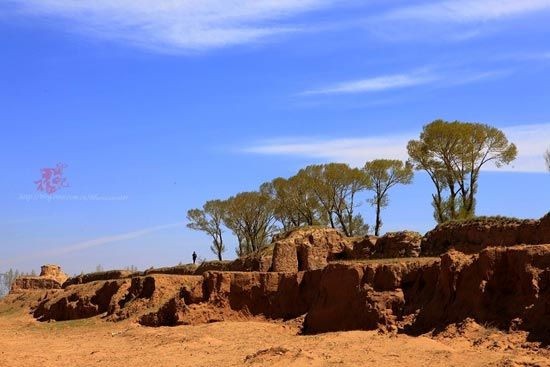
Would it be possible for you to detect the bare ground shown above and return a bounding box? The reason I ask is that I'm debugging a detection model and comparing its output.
[0,304,548,367]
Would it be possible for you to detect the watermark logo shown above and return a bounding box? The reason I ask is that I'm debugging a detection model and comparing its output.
[34,163,69,195]
[20,163,128,202]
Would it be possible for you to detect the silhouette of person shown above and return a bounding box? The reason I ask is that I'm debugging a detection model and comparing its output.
[192,251,197,265]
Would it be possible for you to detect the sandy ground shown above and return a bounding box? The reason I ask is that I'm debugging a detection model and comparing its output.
[0,303,548,367]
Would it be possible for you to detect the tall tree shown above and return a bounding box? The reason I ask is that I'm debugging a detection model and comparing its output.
[298,163,370,236]
[263,178,303,231]
[222,191,276,256]
[408,120,517,222]
[266,174,326,231]
[364,159,414,236]
[187,200,226,261]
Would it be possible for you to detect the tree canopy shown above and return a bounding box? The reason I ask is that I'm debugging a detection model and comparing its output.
[407,120,517,222]
[186,119,518,257]
[222,190,276,256]
[187,200,226,260]
[364,159,414,236]
[298,163,370,236]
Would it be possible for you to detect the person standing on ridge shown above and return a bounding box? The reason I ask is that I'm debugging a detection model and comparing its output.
[192,251,197,265]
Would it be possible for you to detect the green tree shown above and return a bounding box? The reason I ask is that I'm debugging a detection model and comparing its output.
[263,178,303,231]
[408,120,517,222]
[266,175,325,231]
[364,159,414,236]
[222,190,276,256]
[187,200,226,261]
[298,163,370,236]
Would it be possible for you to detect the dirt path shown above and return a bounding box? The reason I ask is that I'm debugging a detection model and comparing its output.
[0,310,548,367]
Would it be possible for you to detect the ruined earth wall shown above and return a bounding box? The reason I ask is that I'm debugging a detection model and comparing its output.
[422,213,550,255]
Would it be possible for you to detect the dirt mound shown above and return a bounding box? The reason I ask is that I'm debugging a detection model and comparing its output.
[63,270,135,287]
[32,274,204,324]
[33,280,129,321]
[413,245,550,340]
[194,261,233,274]
[303,258,439,333]
[39,265,69,284]
[271,227,356,272]
[114,275,203,323]
[230,250,273,272]
[374,231,422,258]
[244,346,319,366]
[139,270,323,327]
[10,264,69,292]
[22,243,550,344]
[144,264,197,276]
[11,277,62,292]
[303,244,550,339]
[203,271,322,320]
[345,235,378,259]
[422,213,550,255]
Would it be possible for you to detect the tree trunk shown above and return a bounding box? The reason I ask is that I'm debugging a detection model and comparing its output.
[375,198,382,236]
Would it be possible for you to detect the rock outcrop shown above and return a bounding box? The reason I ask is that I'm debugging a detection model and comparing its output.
[304,244,550,338]
[194,261,233,274]
[10,264,68,292]
[422,213,550,255]
[63,270,135,287]
[114,275,203,323]
[413,245,550,338]
[271,227,355,272]
[25,241,550,343]
[303,259,438,333]
[33,274,204,323]
[346,236,378,259]
[144,264,197,276]
[229,251,273,272]
[202,270,322,319]
[374,231,422,258]
[139,270,323,327]
[39,265,69,284]
[11,277,63,292]
[33,280,128,321]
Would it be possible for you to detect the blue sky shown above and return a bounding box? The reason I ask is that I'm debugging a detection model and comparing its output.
[1,0,549,274]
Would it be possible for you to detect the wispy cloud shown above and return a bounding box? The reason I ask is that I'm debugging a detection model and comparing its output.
[300,73,436,95]
[245,134,411,166]
[299,68,507,96]
[385,0,550,23]
[366,0,550,42]
[0,223,181,265]
[46,223,181,256]
[6,0,335,51]
[244,123,550,173]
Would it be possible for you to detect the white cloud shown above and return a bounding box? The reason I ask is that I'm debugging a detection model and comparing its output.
[366,0,550,42]
[0,223,182,265]
[299,69,507,96]
[244,123,550,173]
[7,0,334,51]
[245,135,410,166]
[502,124,550,172]
[47,223,181,256]
[386,0,550,23]
[300,73,436,95]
